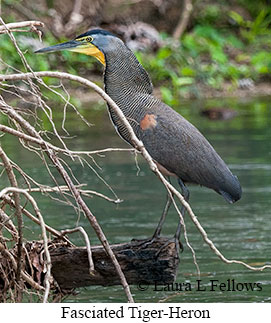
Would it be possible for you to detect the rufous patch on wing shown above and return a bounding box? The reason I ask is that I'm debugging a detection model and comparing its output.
[140,113,157,130]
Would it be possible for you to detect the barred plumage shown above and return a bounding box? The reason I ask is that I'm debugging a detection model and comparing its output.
[102,35,242,203]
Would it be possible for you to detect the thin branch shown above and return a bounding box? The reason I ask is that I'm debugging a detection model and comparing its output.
[0,241,44,292]
[60,226,94,274]
[0,20,44,34]
[2,194,73,245]
[0,187,52,302]
[0,208,18,240]
[0,125,123,206]
[0,146,23,289]
[28,185,123,204]
[0,124,135,158]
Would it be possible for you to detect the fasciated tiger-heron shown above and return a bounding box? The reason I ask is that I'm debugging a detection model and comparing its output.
[36,29,242,250]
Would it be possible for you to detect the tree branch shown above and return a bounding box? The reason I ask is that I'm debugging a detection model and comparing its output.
[173,0,193,39]
[0,20,44,33]
[0,187,51,302]
[0,146,23,294]
[60,226,94,274]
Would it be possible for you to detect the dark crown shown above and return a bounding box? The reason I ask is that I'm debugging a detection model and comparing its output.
[75,29,116,40]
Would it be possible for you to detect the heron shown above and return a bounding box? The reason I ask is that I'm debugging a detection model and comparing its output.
[35,29,242,250]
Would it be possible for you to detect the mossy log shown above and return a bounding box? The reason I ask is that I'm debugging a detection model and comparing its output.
[50,237,179,289]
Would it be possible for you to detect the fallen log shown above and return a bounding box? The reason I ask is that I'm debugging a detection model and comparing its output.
[50,237,179,289]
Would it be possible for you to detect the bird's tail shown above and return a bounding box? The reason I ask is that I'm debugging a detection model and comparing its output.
[219,175,242,204]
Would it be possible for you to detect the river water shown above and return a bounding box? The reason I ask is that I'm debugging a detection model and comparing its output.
[1,96,271,302]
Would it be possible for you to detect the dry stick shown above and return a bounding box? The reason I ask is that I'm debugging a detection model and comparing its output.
[0,18,69,155]
[0,242,44,291]
[0,100,134,303]
[2,194,73,245]
[0,146,23,293]
[28,185,123,204]
[0,208,18,240]
[0,124,124,204]
[1,71,270,272]
[60,226,95,274]
[0,125,122,203]
[0,187,51,302]
[0,20,44,34]
[0,123,134,167]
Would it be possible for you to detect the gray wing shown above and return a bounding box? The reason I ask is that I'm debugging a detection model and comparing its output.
[138,103,241,202]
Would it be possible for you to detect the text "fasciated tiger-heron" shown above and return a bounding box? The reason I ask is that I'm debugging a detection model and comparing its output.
[35,29,242,249]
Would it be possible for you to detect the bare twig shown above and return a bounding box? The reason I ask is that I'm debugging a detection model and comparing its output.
[60,226,94,274]
[0,20,44,34]
[0,124,134,160]
[0,208,18,240]
[28,185,123,204]
[0,146,23,290]
[48,153,134,302]
[0,241,44,292]
[2,194,73,245]
[0,187,51,302]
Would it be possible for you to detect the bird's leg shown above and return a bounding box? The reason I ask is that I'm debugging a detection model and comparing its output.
[175,179,190,240]
[155,178,189,257]
[135,178,172,249]
[152,191,172,238]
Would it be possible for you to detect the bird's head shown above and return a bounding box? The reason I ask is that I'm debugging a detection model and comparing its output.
[35,29,118,66]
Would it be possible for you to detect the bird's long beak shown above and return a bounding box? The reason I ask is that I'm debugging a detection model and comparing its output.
[35,40,105,65]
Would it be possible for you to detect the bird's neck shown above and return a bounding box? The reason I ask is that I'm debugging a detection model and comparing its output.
[103,47,153,107]
[102,44,157,144]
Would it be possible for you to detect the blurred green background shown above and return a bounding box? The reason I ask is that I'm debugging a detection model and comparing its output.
[1,0,271,103]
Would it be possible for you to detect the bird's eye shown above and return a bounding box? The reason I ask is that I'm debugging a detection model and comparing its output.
[85,37,92,42]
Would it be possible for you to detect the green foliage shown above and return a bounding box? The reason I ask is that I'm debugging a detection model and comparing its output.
[0,32,97,78]
[1,4,271,107]
[0,31,99,105]
[229,9,271,43]
[136,8,271,105]
[251,52,271,74]
[196,4,224,25]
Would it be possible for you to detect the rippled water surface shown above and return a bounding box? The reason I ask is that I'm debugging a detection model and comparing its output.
[2,96,271,302]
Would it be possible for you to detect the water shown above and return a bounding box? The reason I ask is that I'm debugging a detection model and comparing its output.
[1,96,271,302]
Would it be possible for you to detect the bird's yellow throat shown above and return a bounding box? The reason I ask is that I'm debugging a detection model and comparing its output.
[70,45,105,65]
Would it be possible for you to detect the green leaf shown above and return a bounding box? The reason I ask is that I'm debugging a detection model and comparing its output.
[173,77,194,87]
[180,67,195,77]
[229,11,245,26]
[160,87,174,104]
